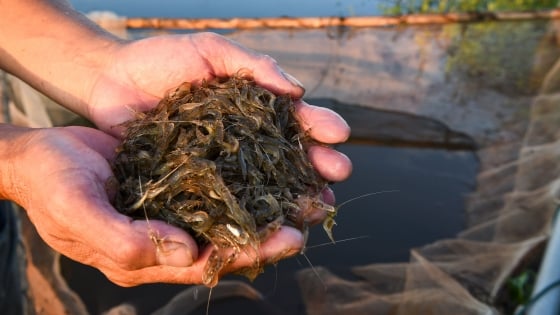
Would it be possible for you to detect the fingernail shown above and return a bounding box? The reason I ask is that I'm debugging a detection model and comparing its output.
[265,247,300,265]
[156,241,194,267]
[321,186,336,205]
[281,71,305,92]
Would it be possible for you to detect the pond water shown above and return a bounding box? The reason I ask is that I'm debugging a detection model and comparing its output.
[69,0,382,18]
[60,102,478,315]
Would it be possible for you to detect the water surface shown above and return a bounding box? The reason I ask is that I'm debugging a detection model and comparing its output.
[69,0,382,18]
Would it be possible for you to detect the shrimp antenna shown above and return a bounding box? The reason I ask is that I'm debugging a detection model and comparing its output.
[336,189,399,210]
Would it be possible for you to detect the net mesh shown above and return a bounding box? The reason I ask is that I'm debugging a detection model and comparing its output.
[290,20,560,315]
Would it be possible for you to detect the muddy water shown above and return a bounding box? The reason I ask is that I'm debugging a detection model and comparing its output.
[60,101,478,315]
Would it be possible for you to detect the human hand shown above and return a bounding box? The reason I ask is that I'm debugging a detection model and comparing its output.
[82,32,351,285]
[1,125,299,286]
[88,33,351,176]
[0,2,351,285]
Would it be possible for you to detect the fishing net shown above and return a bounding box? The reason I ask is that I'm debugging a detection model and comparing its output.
[279,20,560,315]
[3,13,560,315]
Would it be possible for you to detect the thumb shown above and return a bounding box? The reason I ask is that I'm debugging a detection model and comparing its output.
[119,219,199,268]
[231,52,305,98]
[197,33,305,98]
[67,173,200,269]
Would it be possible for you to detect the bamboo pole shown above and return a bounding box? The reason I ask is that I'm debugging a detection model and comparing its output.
[123,9,560,30]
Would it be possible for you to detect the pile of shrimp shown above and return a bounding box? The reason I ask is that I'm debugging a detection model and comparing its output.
[110,74,332,286]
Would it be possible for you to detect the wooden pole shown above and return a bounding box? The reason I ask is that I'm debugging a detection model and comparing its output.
[124,9,560,30]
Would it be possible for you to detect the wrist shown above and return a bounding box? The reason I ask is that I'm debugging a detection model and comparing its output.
[0,124,36,205]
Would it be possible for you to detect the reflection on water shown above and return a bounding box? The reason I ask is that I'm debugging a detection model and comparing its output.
[61,134,478,315]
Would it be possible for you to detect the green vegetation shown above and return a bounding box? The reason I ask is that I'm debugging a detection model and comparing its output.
[508,270,536,306]
[382,0,559,15]
[379,0,559,95]
[441,20,549,95]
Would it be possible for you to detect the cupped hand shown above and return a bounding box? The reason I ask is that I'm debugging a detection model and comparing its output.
[88,32,352,184]
[4,125,309,286]
[88,32,305,133]
[70,32,352,285]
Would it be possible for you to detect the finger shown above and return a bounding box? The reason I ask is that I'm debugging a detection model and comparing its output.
[63,126,120,160]
[225,226,303,271]
[294,100,351,144]
[322,186,336,206]
[250,60,305,99]
[102,256,207,287]
[196,33,305,98]
[100,226,304,286]
[227,47,305,99]
[101,217,199,270]
[307,146,352,182]
[303,187,336,225]
[62,185,198,273]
